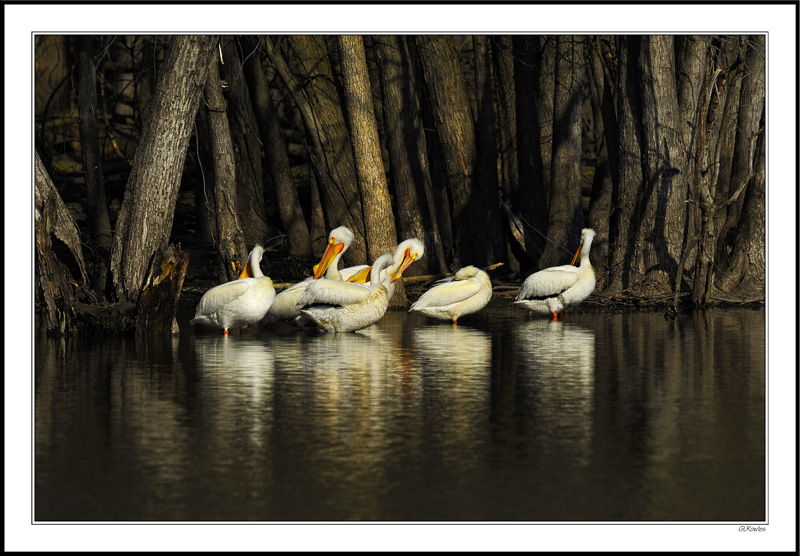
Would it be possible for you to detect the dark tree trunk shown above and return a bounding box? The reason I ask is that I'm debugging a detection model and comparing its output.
[585,37,615,288]
[203,47,248,283]
[193,105,218,246]
[417,35,498,268]
[373,35,447,275]
[607,36,644,294]
[472,35,507,268]
[690,37,745,306]
[219,38,272,249]
[492,35,523,273]
[77,36,112,257]
[714,35,765,300]
[243,36,312,257]
[110,35,217,304]
[309,170,327,255]
[512,36,549,262]
[265,35,367,267]
[537,36,586,270]
[535,36,556,205]
[337,35,408,305]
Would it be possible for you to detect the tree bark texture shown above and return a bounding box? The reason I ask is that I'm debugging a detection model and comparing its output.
[204,49,249,283]
[537,36,586,270]
[714,35,765,299]
[585,37,616,288]
[220,39,273,249]
[373,35,447,275]
[265,35,367,267]
[337,35,407,306]
[110,35,217,303]
[337,35,398,259]
[416,35,496,268]
[35,150,105,335]
[607,36,644,294]
[632,35,689,296]
[243,36,313,258]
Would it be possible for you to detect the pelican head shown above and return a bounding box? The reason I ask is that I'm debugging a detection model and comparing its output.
[239,245,266,279]
[314,226,355,279]
[569,228,597,266]
[390,238,425,283]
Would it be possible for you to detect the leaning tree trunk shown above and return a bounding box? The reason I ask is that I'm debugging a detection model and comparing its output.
[110,35,217,305]
[264,35,367,268]
[373,35,447,275]
[203,45,248,283]
[337,34,408,306]
[35,150,96,335]
[537,36,586,270]
[243,36,312,258]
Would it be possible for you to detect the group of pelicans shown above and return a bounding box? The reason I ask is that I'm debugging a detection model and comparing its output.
[190,226,597,335]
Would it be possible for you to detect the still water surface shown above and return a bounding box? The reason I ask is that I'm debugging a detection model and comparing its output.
[34,301,765,522]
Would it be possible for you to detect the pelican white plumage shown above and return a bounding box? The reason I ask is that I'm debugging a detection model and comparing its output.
[190,245,276,334]
[410,265,493,324]
[299,252,398,333]
[514,228,596,321]
[264,226,366,326]
[296,238,425,310]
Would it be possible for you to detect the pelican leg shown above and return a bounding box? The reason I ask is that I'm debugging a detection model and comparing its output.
[551,311,558,321]
[223,329,229,335]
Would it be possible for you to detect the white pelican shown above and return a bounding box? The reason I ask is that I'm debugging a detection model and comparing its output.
[299,252,396,333]
[190,245,276,334]
[409,265,493,324]
[514,228,596,321]
[264,226,367,326]
[296,238,425,309]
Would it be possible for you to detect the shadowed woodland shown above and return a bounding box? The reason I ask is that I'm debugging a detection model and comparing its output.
[34,35,765,335]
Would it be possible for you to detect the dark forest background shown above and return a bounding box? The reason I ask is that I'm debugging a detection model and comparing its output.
[33,35,765,335]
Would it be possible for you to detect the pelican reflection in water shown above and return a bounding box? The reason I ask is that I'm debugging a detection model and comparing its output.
[515,319,595,465]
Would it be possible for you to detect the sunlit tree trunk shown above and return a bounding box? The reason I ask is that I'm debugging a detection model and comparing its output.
[110,35,217,303]
[265,35,367,267]
[537,36,586,270]
[337,34,408,305]
[373,35,446,275]
[243,36,312,258]
[631,35,689,296]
